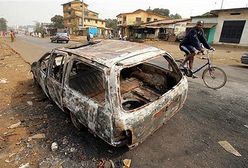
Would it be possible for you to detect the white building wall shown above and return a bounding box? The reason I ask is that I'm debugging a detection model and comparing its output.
[214,10,248,46]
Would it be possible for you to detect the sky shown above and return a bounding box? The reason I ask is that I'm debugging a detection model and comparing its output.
[0,0,248,27]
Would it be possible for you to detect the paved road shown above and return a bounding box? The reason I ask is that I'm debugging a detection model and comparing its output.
[7,34,80,64]
[6,36,248,168]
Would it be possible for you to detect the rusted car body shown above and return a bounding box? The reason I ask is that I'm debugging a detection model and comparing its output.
[31,40,188,147]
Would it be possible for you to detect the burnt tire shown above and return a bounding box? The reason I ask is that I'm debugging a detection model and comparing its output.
[70,112,84,131]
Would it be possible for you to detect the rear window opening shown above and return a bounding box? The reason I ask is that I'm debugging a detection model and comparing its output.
[120,58,181,111]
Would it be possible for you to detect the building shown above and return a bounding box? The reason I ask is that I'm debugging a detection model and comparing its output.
[62,0,106,36]
[117,9,169,38]
[211,8,248,46]
[187,15,218,44]
[138,18,191,40]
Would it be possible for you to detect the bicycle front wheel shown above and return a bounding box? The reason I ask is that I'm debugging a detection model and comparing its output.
[202,66,227,89]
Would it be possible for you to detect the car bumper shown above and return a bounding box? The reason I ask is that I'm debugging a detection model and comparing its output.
[241,56,248,64]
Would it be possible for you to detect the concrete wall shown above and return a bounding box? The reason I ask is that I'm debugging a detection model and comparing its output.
[84,18,106,28]
[117,11,166,26]
[214,9,248,46]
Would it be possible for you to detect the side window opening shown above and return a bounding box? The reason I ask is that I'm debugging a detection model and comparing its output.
[50,54,65,82]
[120,57,181,111]
[68,60,105,105]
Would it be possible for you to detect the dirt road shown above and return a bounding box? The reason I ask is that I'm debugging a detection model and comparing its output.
[0,37,248,168]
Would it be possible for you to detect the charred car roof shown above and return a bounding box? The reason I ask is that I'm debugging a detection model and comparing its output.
[57,40,167,68]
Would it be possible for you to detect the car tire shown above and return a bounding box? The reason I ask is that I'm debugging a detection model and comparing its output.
[66,41,69,43]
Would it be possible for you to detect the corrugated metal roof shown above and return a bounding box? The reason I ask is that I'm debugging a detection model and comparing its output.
[186,23,217,28]
[59,40,166,68]
[140,18,191,28]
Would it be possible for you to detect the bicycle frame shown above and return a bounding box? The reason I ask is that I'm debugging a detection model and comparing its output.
[192,50,213,74]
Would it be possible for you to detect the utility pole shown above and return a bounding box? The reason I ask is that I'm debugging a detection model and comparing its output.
[82,0,84,28]
[221,0,224,9]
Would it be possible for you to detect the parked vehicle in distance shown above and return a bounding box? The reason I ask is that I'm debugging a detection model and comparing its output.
[31,40,188,147]
[50,33,69,43]
[241,52,248,64]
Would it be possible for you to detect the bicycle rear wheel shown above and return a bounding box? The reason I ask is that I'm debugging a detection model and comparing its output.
[202,66,227,89]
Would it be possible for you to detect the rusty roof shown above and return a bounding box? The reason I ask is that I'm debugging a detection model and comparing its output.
[116,9,169,19]
[140,18,191,28]
[59,40,166,68]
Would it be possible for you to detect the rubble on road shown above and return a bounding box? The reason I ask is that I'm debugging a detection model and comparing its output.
[27,101,33,106]
[27,133,46,141]
[51,142,59,152]
[8,121,21,129]
[218,141,241,157]
[18,163,30,168]
[123,159,132,168]
[0,78,8,84]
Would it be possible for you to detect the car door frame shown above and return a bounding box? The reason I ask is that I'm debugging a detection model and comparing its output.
[35,52,51,97]
[46,50,68,109]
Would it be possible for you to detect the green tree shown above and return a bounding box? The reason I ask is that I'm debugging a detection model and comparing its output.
[51,15,64,29]
[0,18,7,31]
[105,19,117,31]
[147,8,170,17]
[169,13,182,19]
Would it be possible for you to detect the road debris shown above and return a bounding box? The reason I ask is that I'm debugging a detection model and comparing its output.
[51,142,58,152]
[18,163,30,168]
[8,121,21,129]
[27,101,33,106]
[0,136,5,141]
[26,92,34,95]
[70,147,76,153]
[0,78,8,84]
[218,141,241,157]
[97,159,115,168]
[123,159,132,168]
[28,133,46,141]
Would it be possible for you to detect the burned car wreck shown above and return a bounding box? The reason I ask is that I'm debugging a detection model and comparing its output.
[31,40,188,147]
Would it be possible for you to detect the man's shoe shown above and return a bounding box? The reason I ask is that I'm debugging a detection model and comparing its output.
[192,74,198,79]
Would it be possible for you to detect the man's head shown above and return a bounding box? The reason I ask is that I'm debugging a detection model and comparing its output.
[196,20,204,30]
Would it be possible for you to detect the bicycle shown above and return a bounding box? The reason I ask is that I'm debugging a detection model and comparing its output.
[174,49,227,89]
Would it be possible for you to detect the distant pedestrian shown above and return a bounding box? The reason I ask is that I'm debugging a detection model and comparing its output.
[10,30,15,42]
[87,32,94,42]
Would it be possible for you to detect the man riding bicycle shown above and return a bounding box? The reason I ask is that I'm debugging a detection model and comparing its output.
[179,20,214,78]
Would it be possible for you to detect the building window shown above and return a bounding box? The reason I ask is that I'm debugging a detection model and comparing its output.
[123,16,127,22]
[88,19,90,22]
[69,4,71,7]
[147,18,151,22]
[68,11,71,15]
[102,21,104,24]
[154,18,158,21]
[95,20,98,24]
[230,13,241,15]
[136,17,141,22]
[69,19,71,23]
